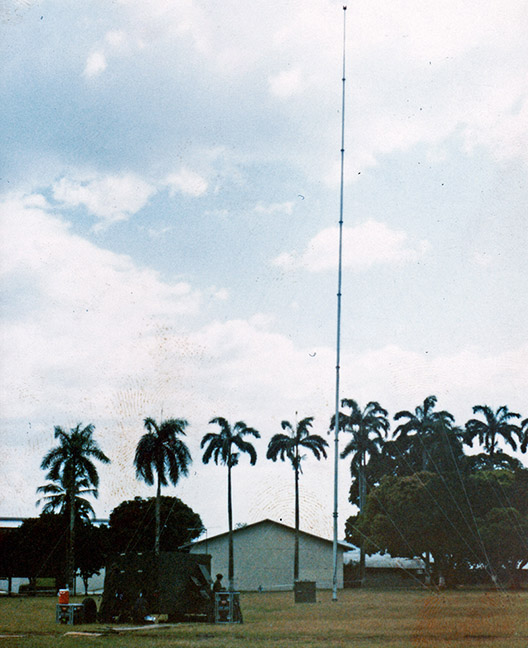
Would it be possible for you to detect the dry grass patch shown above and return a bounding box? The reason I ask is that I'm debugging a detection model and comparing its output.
[0,589,527,647]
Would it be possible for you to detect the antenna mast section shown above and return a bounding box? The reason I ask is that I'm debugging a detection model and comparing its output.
[332,4,347,603]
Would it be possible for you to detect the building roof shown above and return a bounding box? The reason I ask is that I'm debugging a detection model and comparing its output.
[185,518,352,550]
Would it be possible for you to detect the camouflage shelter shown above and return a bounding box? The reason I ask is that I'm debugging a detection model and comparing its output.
[99,551,212,622]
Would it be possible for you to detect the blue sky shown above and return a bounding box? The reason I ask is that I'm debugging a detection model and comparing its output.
[1,0,527,541]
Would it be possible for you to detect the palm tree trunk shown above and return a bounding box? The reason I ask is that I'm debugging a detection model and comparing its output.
[68,491,75,591]
[359,455,366,584]
[227,462,234,591]
[294,460,300,583]
[420,445,432,583]
[155,476,161,554]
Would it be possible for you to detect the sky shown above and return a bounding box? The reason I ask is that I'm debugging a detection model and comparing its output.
[1,0,527,543]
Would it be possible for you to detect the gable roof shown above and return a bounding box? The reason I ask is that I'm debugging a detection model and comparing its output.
[184,518,352,550]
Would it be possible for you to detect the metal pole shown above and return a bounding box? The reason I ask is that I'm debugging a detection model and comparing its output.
[332,4,347,603]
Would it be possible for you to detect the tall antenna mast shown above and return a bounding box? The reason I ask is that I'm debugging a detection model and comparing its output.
[332,4,347,603]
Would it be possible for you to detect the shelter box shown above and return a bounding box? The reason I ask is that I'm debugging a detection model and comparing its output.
[99,551,212,622]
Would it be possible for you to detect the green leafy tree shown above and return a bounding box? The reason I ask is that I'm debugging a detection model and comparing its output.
[0,529,18,595]
[335,400,389,582]
[39,423,110,589]
[266,416,328,582]
[201,417,260,590]
[134,417,192,554]
[14,514,69,588]
[346,473,478,587]
[464,405,522,462]
[478,507,528,586]
[108,496,203,553]
[75,523,108,595]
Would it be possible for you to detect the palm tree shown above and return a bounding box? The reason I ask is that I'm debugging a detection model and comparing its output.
[134,417,191,555]
[39,423,110,589]
[393,396,458,585]
[521,418,528,453]
[201,417,260,590]
[337,400,389,583]
[37,475,97,522]
[266,417,328,582]
[464,405,522,460]
[393,395,455,472]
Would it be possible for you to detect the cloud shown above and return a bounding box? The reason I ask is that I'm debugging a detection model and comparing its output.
[268,67,304,99]
[52,173,156,228]
[84,51,107,78]
[0,194,201,421]
[72,0,528,178]
[273,220,430,272]
[165,169,208,197]
[209,286,229,301]
[254,201,294,216]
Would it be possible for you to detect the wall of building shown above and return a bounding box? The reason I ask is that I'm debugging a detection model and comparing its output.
[190,522,344,591]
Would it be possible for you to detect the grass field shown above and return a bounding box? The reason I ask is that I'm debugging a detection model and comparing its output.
[1,589,527,647]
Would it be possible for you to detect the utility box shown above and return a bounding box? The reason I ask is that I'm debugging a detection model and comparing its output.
[56,603,84,624]
[294,580,316,603]
[215,591,242,623]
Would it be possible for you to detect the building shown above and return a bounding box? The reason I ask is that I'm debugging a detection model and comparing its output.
[188,519,350,591]
[343,548,425,588]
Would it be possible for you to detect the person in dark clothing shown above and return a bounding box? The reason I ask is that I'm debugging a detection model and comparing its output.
[212,573,225,593]
[132,592,147,624]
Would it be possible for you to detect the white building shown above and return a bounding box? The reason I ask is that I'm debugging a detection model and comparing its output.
[188,519,350,591]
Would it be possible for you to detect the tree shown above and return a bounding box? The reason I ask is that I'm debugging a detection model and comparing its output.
[37,475,97,521]
[520,417,528,453]
[13,514,69,588]
[266,416,328,582]
[75,523,108,595]
[347,467,528,588]
[346,473,478,587]
[336,400,389,583]
[201,417,260,590]
[393,395,455,473]
[108,496,204,553]
[465,469,528,586]
[0,528,18,595]
[39,423,110,589]
[464,405,522,460]
[134,417,192,555]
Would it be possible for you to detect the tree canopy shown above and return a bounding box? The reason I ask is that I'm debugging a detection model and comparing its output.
[108,496,204,553]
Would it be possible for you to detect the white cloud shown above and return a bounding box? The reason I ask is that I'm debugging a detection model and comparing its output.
[268,67,304,99]
[273,220,430,272]
[52,173,156,228]
[165,169,208,197]
[78,0,528,173]
[0,194,201,422]
[254,201,294,216]
[84,51,107,78]
[209,286,229,301]
[105,29,128,49]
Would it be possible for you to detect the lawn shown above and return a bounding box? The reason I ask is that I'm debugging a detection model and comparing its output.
[0,589,527,647]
